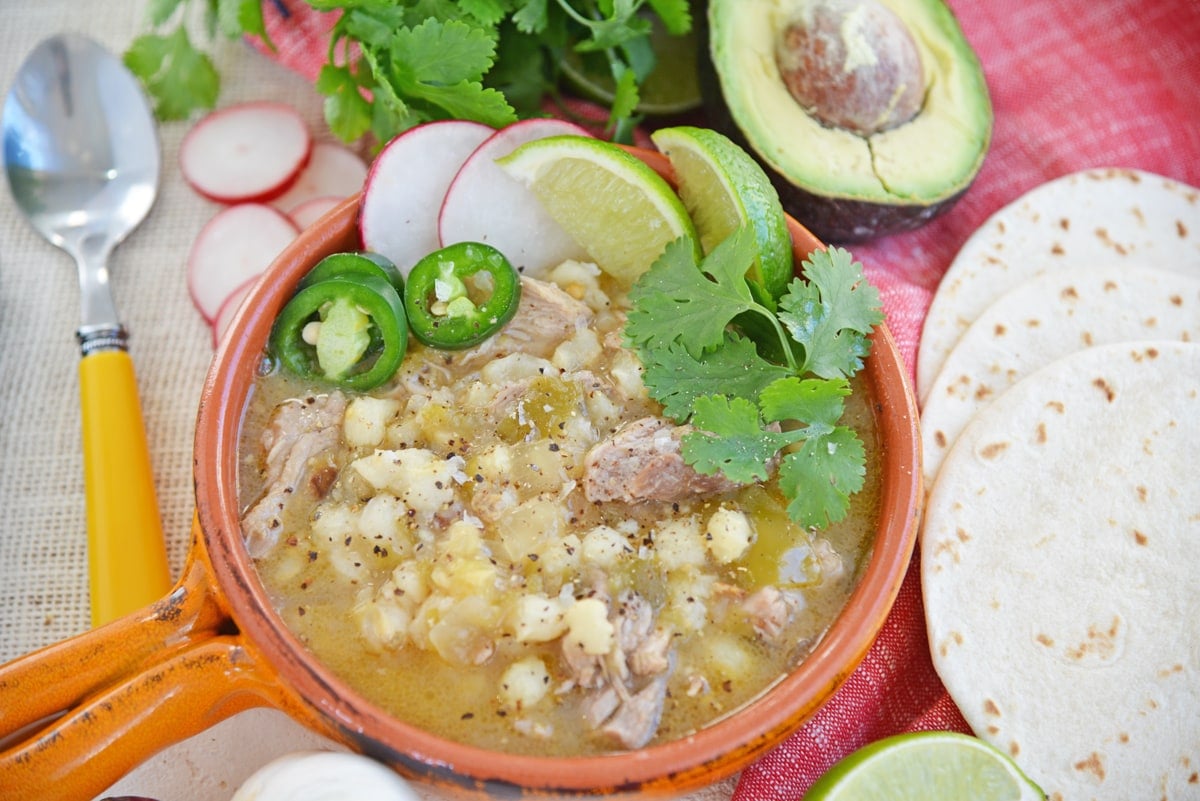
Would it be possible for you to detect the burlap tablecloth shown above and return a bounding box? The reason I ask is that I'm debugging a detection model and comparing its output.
[1,0,1196,799]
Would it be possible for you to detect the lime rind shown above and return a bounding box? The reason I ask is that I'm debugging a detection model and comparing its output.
[650,125,793,301]
[803,732,1046,801]
[497,135,700,286]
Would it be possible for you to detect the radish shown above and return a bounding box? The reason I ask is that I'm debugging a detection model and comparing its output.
[211,276,257,349]
[180,102,312,204]
[188,204,299,322]
[270,141,368,213]
[288,195,344,230]
[438,118,592,278]
[359,120,493,276]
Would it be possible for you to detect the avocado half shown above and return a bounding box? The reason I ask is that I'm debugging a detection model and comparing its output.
[703,0,993,243]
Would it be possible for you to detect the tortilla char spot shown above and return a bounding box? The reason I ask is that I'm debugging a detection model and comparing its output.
[1178,220,1189,238]
[1081,331,1095,346]
[938,630,965,657]
[1144,316,1158,327]
[983,698,1001,716]
[1103,280,1118,291]
[1170,293,1184,306]
[934,538,961,563]
[934,430,947,448]
[1046,400,1065,414]
[987,725,1000,735]
[1035,633,1054,647]
[1092,377,1116,402]
[1118,732,1129,744]
[1036,422,1047,444]
[993,323,1007,337]
[1190,771,1199,785]
[973,384,993,401]
[1060,286,1079,300]
[997,220,1007,235]
[1009,741,1020,758]
[978,441,1009,460]
[956,527,971,542]
[1133,529,1148,546]
[1063,615,1124,663]
[1073,752,1106,781]
[1158,663,1184,678]
[1025,318,1041,328]
[1051,242,1065,256]
[1058,217,1070,231]
[1136,485,1149,502]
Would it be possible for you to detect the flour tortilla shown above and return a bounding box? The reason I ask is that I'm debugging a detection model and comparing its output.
[921,340,1200,801]
[916,168,1200,405]
[920,265,1200,484]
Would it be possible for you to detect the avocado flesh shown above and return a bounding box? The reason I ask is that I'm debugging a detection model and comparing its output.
[705,0,992,242]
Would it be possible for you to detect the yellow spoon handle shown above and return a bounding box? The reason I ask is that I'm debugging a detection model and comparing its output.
[79,349,172,626]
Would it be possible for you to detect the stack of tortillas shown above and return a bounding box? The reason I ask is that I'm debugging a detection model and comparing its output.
[916,168,1200,800]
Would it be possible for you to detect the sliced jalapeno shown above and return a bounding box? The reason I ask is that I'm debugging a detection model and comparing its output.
[299,251,405,295]
[270,272,407,392]
[404,242,521,350]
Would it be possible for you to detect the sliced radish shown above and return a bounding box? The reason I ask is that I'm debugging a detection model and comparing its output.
[211,276,257,349]
[180,101,312,204]
[270,141,368,213]
[438,118,592,278]
[188,203,299,322]
[288,195,344,230]
[359,120,494,276]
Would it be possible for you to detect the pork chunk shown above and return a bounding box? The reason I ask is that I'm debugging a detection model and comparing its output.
[582,417,742,504]
[455,276,592,367]
[241,392,347,557]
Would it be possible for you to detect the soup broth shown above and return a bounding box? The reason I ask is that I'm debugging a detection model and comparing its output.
[239,260,880,756]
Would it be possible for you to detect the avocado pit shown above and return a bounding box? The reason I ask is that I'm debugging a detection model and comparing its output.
[776,0,925,136]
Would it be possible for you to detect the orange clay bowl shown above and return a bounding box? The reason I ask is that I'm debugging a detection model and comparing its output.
[0,146,922,801]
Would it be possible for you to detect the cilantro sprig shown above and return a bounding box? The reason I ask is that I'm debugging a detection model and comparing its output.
[124,0,692,146]
[623,227,884,529]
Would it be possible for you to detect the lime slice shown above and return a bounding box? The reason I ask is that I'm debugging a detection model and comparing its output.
[560,14,702,115]
[803,732,1046,801]
[650,126,793,300]
[497,135,700,286]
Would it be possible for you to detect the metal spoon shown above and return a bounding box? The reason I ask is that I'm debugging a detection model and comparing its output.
[2,33,171,626]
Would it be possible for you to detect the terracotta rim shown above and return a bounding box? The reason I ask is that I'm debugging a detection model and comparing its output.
[195,178,922,796]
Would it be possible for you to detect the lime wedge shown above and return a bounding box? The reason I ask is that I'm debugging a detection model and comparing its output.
[650,126,793,300]
[560,13,702,116]
[804,732,1046,801]
[497,135,700,286]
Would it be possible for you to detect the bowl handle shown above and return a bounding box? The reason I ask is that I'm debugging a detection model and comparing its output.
[0,518,293,800]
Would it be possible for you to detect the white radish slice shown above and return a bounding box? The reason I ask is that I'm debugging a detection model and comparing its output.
[180,101,312,204]
[211,276,256,349]
[188,203,299,322]
[438,118,592,278]
[270,141,368,213]
[359,119,493,276]
[288,195,344,230]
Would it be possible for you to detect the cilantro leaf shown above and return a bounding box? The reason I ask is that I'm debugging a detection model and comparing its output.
[316,64,374,143]
[391,18,498,85]
[646,0,692,35]
[758,376,850,439]
[778,427,867,529]
[513,0,549,33]
[778,247,883,379]
[682,396,798,484]
[624,229,765,359]
[123,28,219,121]
[640,334,792,421]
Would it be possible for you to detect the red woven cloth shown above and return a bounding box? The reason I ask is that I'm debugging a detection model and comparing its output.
[253,1,1200,797]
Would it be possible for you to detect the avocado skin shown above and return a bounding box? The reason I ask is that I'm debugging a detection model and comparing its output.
[695,0,984,244]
